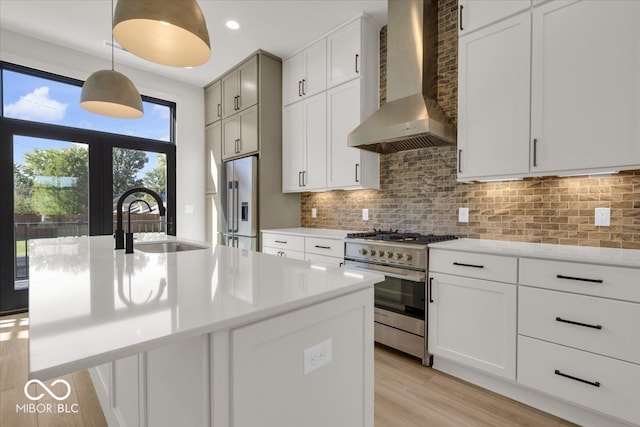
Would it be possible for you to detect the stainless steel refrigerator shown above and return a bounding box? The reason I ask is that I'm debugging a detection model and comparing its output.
[218,156,258,250]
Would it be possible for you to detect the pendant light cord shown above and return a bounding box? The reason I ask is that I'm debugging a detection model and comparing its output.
[111,0,114,71]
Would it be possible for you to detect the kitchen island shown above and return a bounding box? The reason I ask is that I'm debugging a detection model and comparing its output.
[28,235,383,427]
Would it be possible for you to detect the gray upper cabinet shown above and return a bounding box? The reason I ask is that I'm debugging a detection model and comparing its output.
[221,55,258,119]
[205,80,222,125]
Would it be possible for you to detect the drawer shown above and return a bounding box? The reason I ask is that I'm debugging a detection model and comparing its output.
[519,258,640,302]
[306,253,343,268]
[429,249,517,283]
[262,246,305,260]
[519,286,640,364]
[518,336,640,425]
[304,237,344,258]
[261,233,304,252]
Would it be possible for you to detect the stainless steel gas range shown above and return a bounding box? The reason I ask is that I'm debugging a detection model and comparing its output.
[344,231,456,366]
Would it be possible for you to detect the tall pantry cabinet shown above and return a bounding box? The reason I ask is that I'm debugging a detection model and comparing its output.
[204,50,300,245]
[282,14,381,193]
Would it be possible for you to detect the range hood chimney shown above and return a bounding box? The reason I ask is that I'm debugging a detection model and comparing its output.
[348,0,456,154]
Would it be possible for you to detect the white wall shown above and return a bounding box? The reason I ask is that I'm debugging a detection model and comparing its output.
[0,29,206,240]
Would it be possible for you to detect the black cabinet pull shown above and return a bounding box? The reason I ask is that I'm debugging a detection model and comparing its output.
[217,103,221,117]
[315,245,332,250]
[355,54,359,73]
[453,262,484,269]
[275,240,287,244]
[298,171,303,187]
[554,370,600,388]
[355,164,360,183]
[429,277,434,303]
[301,79,306,95]
[298,80,302,97]
[459,5,464,31]
[458,149,462,173]
[533,138,538,167]
[302,171,307,187]
[556,317,602,330]
[556,274,603,284]
[339,262,344,267]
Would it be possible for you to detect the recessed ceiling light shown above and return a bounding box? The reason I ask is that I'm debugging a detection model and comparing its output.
[226,20,240,30]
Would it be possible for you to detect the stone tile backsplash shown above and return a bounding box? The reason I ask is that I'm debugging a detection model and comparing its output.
[299,0,640,249]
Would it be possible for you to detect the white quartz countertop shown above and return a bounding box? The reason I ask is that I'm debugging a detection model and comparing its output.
[28,235,383,380]
[261,227,355,239]
[428,238,640,268]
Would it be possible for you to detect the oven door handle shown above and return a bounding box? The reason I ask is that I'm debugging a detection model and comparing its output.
[349,265,425,282]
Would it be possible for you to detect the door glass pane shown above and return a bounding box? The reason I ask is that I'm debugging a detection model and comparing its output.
[13,136,89,290]
[113,148,168,234]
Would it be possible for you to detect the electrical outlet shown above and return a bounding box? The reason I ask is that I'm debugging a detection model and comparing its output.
[304,339,332,375]
[458,207,469,223]
[184,204,194,214]
[311,208,317,218]
[595,207,610,227]
[362,209,369,221]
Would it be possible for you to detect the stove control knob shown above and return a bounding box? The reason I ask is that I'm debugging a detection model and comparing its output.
[395,253,403,260]
[360,248,368,255]
[405,254,413,261]
[377,250,385,257]
[386,251,394,258]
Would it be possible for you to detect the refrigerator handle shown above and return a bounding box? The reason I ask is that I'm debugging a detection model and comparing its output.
[227,180,234,233]
[234,180,240,233]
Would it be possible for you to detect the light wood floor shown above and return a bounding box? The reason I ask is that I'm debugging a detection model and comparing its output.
[1,312,576,426]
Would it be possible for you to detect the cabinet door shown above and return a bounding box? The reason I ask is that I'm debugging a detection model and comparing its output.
[283,52,304,106]
[458,0,531,35]
[205,121,222,193]
[531,0,640,173]
[113,355,141,427]
[238,105,259,156]
[222,115,240,160]
[457,12,531,180]
[221,70,239,118]
[303,38,327,98]
[302,93,327,190]
[238,55,258,112]
[327,19,361,88]
[428,272,517,380]
[327,80,362,188]
[205,80,222,124]
[282,102,305,192]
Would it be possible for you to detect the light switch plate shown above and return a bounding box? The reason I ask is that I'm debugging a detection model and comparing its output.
[311,208,317,218]
[595,207,610,226]
[362,209,369,221]
[458,207,469,223]
[184,204,194,214]
[304,339,332,375]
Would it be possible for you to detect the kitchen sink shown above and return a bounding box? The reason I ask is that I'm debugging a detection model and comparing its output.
[135,241,209,253]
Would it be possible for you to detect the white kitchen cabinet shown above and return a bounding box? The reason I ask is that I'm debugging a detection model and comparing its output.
[262,246,306,260]
[530,0,640,173]
[282,93,327,192]
[222,105,258,160]
[457,12,531,180]
[428,271,517,380]
[262,231,344,267]
[205,120,222,194]
[457,0,531,36]
[327,18,362,89]
[282,39,326,106]
[205,80,222,125]
[222,55,258,119]
[327,79,379,189]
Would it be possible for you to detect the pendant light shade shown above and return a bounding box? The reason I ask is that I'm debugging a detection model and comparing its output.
[113,0,211,67]
[80,70,144,119]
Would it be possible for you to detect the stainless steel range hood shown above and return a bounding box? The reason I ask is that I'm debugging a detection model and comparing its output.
[348,0,456,154]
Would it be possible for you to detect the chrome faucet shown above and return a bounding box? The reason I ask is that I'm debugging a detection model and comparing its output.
[115,187,166,251]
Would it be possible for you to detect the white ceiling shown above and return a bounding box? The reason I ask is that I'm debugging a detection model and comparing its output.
[0,0,388,87]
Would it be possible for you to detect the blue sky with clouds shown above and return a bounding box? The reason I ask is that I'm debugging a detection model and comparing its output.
[3,69,170,175]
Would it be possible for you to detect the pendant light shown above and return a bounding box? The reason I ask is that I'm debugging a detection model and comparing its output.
[113,0,211,68]
[80,0,143,118]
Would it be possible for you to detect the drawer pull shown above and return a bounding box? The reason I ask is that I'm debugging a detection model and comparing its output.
[556,274,603,284]
[555,316,602,330]
[429,277,434,303]
[314,245,332,250]
[554,369,600,388]
[453,262,484,269]
[275,240,287,244]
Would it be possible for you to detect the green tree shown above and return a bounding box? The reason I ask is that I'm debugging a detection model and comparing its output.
[22,146,89,217]
[112,148,149,195]
[14,162,34,215]
[143,154,166,196]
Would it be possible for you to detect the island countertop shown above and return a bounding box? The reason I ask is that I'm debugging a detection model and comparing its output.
[28,235,383,380]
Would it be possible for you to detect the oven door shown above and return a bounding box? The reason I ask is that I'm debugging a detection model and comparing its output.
[344,261,426,319]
